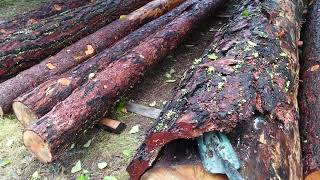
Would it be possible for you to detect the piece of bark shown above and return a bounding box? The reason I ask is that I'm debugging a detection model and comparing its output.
[126,102,162,119]
[1,0,183,116]
[99,118,126,134]
[298,0,320,178]
[12,0,189,125]
[128,0,304,179]
[0,0,93,35]
[23,0,225,163]
[0,0,151,78]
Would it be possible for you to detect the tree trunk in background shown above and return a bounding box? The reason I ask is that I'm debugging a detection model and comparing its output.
[128,0,304,179]
[22,0,225,163]
[0,0,93,35]
[0,0,151,78]
[0,0,167,115]
[299,0,320,179]
[13,0,189,126]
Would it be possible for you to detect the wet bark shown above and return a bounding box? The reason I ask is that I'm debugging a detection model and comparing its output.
[13,0,189,125]
[0,0,174,115]
[128,0,304,179]
[298,0,320,178]
[23,0,225,163]
[0,0,151,78]
[0,0,93,35]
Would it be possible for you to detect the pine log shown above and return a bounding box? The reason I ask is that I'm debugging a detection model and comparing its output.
[12,0,189,125]
[23,0,225,163]
[0,0,182,116]
[298,0,320,179]
[127,0,304,179]
[0,0,151,78]
[0,0,93,36]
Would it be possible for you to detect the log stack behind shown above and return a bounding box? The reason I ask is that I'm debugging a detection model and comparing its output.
[22,0,226,163]
[128,0,304,179]
[299,0,320,179]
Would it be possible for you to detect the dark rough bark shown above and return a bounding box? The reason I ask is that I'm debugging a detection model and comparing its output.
[128,0,304,179]
[0,0,174,116]
[13,0,188,125]
[0,0,93,35]
[0,0,151,78]
[299,0,320,178]
[23,0,225,163]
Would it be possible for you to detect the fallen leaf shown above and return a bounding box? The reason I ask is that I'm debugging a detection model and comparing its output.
[122,149,132,158]
[88,73,95,79]
[5,139,14,147]
[85,45,95,56]
[247,40,257,47]
[115,100,126,113]
[0,159,11,167]
[57,78,71,86]
[98,162,108,169]
[252,52,259,58]
[242,9,249,18]
[71,160,82,173]
[53,4,62,11]
[31,171,40,180]
[310,65,319,72]
[280,52,288,57]
[70,143,75,149]
[129,125,139,134]
[165,79,176,83]
[46,63,56,70]
[119,15,127,21]
[103,176,117,180]
[76,174,89,180]
[83,139,92,148]
[149,101,156,107]
[207,53,218,60]
[165,73,172,79]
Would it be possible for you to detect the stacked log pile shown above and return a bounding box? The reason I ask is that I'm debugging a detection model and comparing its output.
[128,0,305,179]
[20,0,226,163]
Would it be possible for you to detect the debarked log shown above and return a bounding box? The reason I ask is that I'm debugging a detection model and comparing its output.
[0,0,183,116]
[128,0,304,179]
[298,0,320,179]
[0,0,93,35]
[13,0,190,125]
[0,0,151,78]
[22,0,226,163]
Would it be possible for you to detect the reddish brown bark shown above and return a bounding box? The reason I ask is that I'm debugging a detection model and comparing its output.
[299,0,320,178]
[0,0,177,115]
[12,0,188,125]
[0,0,151,78]
[128,0,304,179]
[0,0,93,36]
[23,0,225,163]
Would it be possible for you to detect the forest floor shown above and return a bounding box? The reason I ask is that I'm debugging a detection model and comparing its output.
[0,1,235,179]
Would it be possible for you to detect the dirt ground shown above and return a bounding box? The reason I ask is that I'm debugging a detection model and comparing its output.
[0,1,235,180]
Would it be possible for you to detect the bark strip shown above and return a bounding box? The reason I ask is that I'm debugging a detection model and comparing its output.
[128,0,304,179]
[0,0,151,78]
[0,0,93,35]
[299,0,320,178]
[23,0,225,163]
[13,0,189,125]
[0,0,179,115]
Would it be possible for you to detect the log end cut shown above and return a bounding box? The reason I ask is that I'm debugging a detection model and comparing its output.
[0,107,3,118]
[306,171,320,180]
[12,101,37,125]
[23,130,52,163]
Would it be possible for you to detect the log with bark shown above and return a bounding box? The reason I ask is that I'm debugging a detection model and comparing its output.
[0,0,183,117]
[12,0,188,125]
[127,0,304,179]
[0,0,151,78]
[299,0,320,179]
[22,0,225,163]
[0,0,93,36]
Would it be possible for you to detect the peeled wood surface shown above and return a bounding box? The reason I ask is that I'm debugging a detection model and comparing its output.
[299,0,320,178]
[0,0,93,34]
[0,0,151,78]
[23,0,223,163]
[128,0,304,179]
[13,0,189,125]
[0,0,174,116]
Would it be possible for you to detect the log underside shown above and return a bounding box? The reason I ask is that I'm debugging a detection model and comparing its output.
[12,0,188,125]
[128,0,303,179]
[23,0,225,163]
[298,0,320,178]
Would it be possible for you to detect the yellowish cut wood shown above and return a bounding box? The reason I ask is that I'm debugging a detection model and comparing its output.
[306,171,320,180]
[23,131,52,163]
[12,101,37,126]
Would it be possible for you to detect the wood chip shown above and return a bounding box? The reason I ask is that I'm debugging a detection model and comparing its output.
[85,45,95,56]
[27,18,38,25]
[310,65,319,72]
[57,78,71,86]
[53,4,62,11]
[46,63,56,70]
